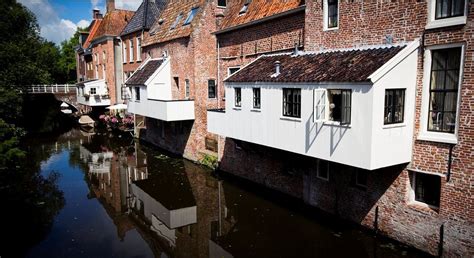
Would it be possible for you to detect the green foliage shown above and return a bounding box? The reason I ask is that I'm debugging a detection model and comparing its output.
[0,119,26,168]
[58,30,81,83]
[200,153,218,170]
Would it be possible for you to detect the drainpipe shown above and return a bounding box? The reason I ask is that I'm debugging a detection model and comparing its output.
[446,144,455,182]
[217,38,221,109]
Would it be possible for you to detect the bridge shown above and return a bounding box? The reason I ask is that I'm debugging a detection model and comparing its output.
[25,84,79,112]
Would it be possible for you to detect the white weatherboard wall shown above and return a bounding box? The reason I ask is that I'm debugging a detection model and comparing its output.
[208,43,419,170]
[76,79,110,106]
[127,58,195,121]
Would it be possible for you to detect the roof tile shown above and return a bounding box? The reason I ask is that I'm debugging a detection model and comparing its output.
[121,0,166,36]
[226,46,405,83]
[92,9,135,41]
[126,59,164,85]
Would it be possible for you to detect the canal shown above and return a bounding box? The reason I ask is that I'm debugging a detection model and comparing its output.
[5,129,431,258]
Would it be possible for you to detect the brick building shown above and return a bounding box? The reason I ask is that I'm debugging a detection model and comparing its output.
[75,0,134,111]
[126,0,222,161]
[207,0,474,256]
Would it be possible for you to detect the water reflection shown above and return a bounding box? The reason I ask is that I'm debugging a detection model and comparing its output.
[22,129,429,258]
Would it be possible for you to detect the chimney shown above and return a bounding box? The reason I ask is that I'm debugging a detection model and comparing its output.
[106,0,115,13]
[271,61,281,77]
[93,8,101,19]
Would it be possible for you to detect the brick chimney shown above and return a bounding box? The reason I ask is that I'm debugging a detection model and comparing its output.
[93,8,102,19]
[106,0,115,13]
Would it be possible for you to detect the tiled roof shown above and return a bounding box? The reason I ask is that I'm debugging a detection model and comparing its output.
[218,0,304,32]
[83,19,102,48]
[126,59,164,85]
[226,46,405,83]
[92,9,135,41]
[144,0,205,46]
[121,0,166,36]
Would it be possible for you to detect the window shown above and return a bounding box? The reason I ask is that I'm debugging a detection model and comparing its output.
[185,79,190,98]
[170,13,183,30]
[283,88,301,118]
[90,87,97,95]
[317,160,329,181]
[135,87,140,101]
[217,0,226,7]
[137,38,142,62]
[228,67,240,76]
[239,0,251,15]
[435,0,465,19]
[102,64,106,79]
[173,77,179,89]
[384,89,405,124]
[354,169,367,189]
[428,47,461,133]
[95,65,98,79]
[314,89,326,122]
[183,7,199,25]
[123,42,127,63]
[328,89,351,125]
[208,79,216,99]
[234,88,241,107]
[324,0,339,30]
[412,172,441,207]
[102,51,106,62]
[253,88,260,109]
[130,39,134,62]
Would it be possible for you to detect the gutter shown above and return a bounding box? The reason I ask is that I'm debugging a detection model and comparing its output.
[213,5,305,35]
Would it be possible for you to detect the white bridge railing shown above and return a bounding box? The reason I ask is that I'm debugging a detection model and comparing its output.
[26,84,74,94]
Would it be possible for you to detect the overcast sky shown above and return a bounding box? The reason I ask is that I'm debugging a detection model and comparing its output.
[18,0,141,45]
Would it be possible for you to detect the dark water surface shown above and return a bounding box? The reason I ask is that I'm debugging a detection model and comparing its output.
[5,129,430,258]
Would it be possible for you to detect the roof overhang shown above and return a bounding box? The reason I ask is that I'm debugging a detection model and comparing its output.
[213,5,305,35]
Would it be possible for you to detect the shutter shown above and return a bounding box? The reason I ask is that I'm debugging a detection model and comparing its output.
[314,89,327,122]
[341,89,352,125]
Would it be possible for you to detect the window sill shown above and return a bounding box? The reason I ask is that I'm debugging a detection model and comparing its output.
[382,123,406,129]
[323,121,351,128]
[407,201,439,214]
[323,26,339,32]
[250,109,261,113]
[425,16,467,30]
[280,116,301,122]
[232,107,242,111]
[417,132,457,144]
[129,61,134,64]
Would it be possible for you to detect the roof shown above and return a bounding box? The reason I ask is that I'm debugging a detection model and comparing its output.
[144,0,205,46]
[92,9,135,42]
[121,0,166,36]
[226,46,406,83]
[83,19,102,48]
[218,0,304,32]
[126,59,164,85]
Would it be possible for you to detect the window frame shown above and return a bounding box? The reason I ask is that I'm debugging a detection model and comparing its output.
[252,87,261,109]
[282,88,301,118]
[426,0,467,29]
[185,79,190,99]
[410,171,441,209]
[234,87,241,108]
[317,160,330,181]
[434,0,466,20]
[328,89,351,125]
[129,39,134,63]
[123,42,127,63]
[217,0,226,8]
[135,86,140,102]
[228,66,240,77]
[208,79,217,99]
[170,13,183,30]
[137,37,142,62]
[183,7,199,26]
[354,169,367,189]
[418,43,464,144]
[90,87,97,95]
[384,89,406,125]
[323,0,339,31]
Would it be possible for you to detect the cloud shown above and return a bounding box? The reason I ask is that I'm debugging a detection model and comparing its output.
[90,0,141,13]
[18,0,91,45]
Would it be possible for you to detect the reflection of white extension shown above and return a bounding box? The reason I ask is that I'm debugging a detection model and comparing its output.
[151,214,177,247]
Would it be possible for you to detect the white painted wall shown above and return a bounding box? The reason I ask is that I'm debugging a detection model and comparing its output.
[127,86,195,121]
[146,58,172,100]
[76,79,111,106]
[208,45,419,170]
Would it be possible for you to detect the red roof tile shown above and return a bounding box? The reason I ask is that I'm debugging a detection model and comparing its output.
[226,46,405,83]
[144,0,206,46]
[83,19,102,48]
[92,9,135,42]
[218,0,304,32]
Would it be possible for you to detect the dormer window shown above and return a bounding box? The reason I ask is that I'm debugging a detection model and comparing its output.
[183,7,199,26]
[239,0,251,15]
[217,0,226,8]
[170,13,183,30]
[427,0,467,29]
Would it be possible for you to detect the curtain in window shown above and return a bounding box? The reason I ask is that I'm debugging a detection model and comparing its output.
[435,0,465,19]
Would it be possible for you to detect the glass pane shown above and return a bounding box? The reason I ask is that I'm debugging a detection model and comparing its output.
[414,173,440,207]
[445,70,459,90]
[442,112,456,132]
[447,48,461,69]
[431,51,446,70]
[444,92,458,112]
[452,0,465,16]
[429,92,444,112]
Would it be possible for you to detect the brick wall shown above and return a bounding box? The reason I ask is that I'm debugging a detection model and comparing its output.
[122,31,146,79]
[216,1,473,256]
[91,39,117,104]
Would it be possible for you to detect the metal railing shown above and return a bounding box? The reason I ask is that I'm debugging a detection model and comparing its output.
[26,84,74,94]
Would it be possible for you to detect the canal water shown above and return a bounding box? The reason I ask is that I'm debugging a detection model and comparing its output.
[6,129,430,258]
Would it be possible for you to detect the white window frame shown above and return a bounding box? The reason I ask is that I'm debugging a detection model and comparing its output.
[409,171,442,210]
[355,169,367,189]
[316,160,329,181]
[129,39,134,63]
[185,79,190,99]
[228,66,240,76]
[102,64,105,79]
[95,65,99,79]
[323,0,339,31]
[137,37,142,62]
[418,43,464,144]
[123,42,127,63]
[426,0,468,29]
[102,51,106,62]
[314,89,327,122]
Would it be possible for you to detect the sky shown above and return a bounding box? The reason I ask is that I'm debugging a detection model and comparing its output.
[18,0,142,45]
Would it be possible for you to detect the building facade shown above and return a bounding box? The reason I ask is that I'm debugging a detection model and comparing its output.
[208,0,474,256]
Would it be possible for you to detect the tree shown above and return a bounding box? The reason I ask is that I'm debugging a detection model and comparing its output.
[58,29,81,83]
